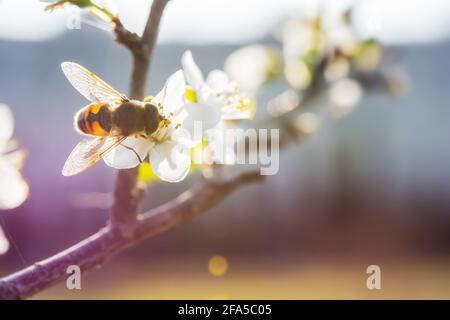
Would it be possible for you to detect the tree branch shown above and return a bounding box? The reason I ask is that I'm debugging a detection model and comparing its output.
[110,0,168,227]
[0,172,263,300]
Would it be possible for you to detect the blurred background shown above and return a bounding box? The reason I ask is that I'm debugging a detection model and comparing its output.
[1,0,450,299]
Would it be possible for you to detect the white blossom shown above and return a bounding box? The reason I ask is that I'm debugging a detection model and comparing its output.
[182,50,255,123]
[181,50,257,166]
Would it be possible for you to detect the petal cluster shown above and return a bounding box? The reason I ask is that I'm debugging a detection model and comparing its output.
[182,50,256,121]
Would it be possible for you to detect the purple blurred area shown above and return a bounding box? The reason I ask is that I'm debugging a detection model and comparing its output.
[1,25,450,296]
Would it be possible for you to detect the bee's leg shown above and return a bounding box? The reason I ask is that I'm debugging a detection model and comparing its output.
[119,143,143,163]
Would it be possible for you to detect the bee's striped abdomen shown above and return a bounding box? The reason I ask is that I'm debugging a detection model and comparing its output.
[75,103,112,137]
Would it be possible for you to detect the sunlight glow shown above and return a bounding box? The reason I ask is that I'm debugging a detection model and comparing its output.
[0,0,69,41]
[0,0,449,44]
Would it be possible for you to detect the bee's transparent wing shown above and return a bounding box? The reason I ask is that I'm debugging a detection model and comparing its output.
[62,136,126,176]
[61,62,128,107]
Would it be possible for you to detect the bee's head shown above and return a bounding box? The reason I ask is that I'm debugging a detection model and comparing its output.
[144,102,163,134]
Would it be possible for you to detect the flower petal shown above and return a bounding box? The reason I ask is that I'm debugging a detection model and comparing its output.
[0,158,28,210]
[171,127,197,148]
[206,123,238,165]
[149,140,190,183]
[207,136,236,165]
[153,70,186,117]
[206,70,230,93]
[0,104,14,147]
[103,137,153,169]
[181,50,204,90]
[181,101,221,144]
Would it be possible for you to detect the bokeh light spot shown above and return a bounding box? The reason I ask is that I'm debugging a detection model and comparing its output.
[208,255,228,277]
[295,112,320,136]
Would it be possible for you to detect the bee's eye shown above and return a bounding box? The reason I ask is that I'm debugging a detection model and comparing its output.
[144,102,157,109]
[145,103,160,116]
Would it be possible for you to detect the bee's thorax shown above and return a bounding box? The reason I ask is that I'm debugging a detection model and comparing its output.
[111,101,161,136]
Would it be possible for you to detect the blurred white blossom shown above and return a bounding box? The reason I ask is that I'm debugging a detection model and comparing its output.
[295,112,320,136]
[224,45,281,93]
[267,89,301,117]
[328,78,363,118]
[280,5,381,92]
[0,104,29,255]
[0,104,28,210]
[324,55,350,82]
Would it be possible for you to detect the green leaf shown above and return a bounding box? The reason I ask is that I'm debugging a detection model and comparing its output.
[45,0,117,22]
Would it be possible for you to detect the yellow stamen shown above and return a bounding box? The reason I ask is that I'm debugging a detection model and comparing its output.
[236,97,256,117]
[159,119,171,128]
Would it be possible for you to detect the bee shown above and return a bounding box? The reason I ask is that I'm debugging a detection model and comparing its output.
[61,62,162,176]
